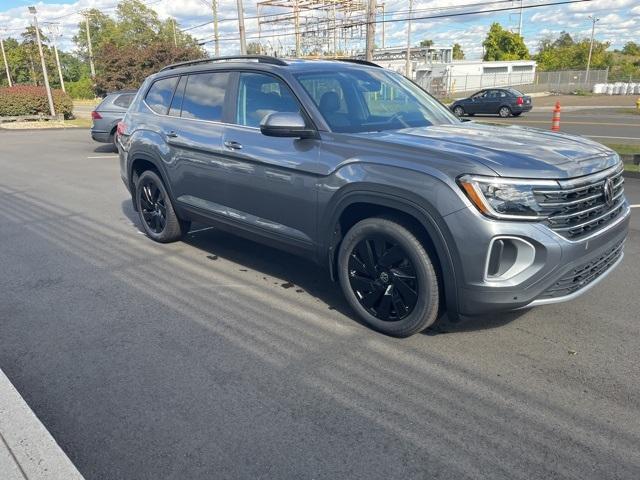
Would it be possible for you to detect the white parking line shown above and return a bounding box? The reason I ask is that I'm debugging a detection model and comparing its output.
[587,135,640,141]
[630,205,640,209]
[87,155,118,159]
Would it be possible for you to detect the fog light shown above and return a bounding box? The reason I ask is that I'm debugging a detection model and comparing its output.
[485,236,536,281]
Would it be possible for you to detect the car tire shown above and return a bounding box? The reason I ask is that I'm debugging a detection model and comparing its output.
[135,170,190,243]
[337,217,440,337]
[112,131,119,152]
[498,106,512,118]
[453,106,465,117]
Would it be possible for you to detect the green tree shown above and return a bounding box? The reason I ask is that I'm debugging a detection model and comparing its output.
[482,23,530,61]
[247,42,263,54]
[452,43,465,60]
[622,41,640,56]
[73,9,118,64]
[420,39,434,48]
[535,32,613,71]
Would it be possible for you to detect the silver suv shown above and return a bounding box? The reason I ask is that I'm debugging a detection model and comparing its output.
[117,56,629,337]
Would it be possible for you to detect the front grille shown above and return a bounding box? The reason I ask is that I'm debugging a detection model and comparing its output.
[539,240,624,299]
[533,163,625,240]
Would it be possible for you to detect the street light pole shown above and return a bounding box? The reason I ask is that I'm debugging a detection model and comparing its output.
[45,23,65,93]
[0,34,12,87]
[586,15,600,84]
[29,6,56,117]
[405,0,413,78]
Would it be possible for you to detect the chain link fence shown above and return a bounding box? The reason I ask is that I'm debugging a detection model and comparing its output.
[418,69,611,98]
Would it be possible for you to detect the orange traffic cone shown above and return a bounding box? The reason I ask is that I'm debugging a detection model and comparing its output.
[551,101,561,131]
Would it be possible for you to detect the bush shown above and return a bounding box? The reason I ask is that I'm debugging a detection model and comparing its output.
[0,85,74,119]
[66,78,95,100]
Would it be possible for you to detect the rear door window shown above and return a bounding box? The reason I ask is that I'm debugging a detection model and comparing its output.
[169,76,187,116]
[181,72,230,122]
[145,77,179,115]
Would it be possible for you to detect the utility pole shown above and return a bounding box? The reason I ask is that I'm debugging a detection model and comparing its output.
[0,34,12,87]
[365,0,376,61]
[45,23,65,93]
[29,6,55,117]
[211,0,220,56]
[518,0,524,36]
[171,18,177,47]
[585,15,600,84]
[236,0,247,55]
[380,3,385,50]
[293,0,301,57]
[405,0,413,79]
[83,11,96,78]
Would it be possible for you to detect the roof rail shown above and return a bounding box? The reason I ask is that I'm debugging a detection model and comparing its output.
[160,55,288,72]
[335,58,382,68]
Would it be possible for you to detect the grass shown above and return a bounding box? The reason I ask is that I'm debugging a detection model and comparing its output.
[72,98,101,106]
[620,108,640,116]
[604,143,640,156]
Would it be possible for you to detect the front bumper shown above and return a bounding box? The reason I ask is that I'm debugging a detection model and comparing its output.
[445,202,631,316]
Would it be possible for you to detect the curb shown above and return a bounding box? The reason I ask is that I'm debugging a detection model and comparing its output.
[0,369,85,480]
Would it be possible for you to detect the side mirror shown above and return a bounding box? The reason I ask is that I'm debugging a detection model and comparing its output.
[260,112,316,139]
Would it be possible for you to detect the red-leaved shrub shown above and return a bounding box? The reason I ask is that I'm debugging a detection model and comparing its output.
[0,86,74,119]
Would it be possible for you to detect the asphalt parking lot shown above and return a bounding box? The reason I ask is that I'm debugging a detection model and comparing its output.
[1,128,639,479]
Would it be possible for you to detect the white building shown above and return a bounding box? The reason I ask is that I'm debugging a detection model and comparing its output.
[415,59,537,95]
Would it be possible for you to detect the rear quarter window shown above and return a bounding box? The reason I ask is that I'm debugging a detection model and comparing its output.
[113,93,135,108]
[145,77,179,115]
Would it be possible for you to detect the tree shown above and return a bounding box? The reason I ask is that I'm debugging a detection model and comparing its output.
[482,23,530,61]
[535,32,613,71]
[452,43,465,60]
[622,41,640,56]
[420,39,434,48]
[247,42,263,54]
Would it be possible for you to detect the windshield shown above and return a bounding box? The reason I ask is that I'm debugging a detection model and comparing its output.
[295,68,458,133]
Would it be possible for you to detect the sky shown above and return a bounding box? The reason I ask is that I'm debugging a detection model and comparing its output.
[0,0,638,60]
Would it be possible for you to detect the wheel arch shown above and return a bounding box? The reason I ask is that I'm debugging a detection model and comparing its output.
[128,153,173,212]
[322,190,461,320]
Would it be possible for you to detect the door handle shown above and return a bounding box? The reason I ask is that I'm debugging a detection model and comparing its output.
[224,140,243,150]
[166,131,178,138]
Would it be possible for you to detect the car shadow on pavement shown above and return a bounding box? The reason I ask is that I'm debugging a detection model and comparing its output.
[121,199,528,335]
[93,144,116,153]
[120,200,355,320]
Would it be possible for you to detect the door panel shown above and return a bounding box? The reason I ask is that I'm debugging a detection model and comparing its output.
[221,72,320,246]
[166,72,232,211]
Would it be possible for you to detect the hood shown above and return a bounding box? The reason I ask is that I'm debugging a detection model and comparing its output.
[351,122,618,179]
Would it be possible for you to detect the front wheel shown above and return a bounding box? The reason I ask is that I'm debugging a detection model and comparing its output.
[337,217,440,337]
[453,106,465,117]
[498,106,512,118]
[135,170,190,243]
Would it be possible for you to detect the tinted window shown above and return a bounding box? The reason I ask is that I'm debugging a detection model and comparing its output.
[296,70,457,133]
[169,76,187,116]
[113,93,135,108]
[181,72,230,122]
[145,77,178,114]
[236,72,300,127]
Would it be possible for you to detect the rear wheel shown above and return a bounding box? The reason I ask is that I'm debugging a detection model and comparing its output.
[498,106,512,118]
[135,170,190,243]
[453,106,465,117]
[338,217,440,337]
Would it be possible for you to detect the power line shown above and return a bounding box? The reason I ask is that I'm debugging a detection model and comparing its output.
[195,0,591,45]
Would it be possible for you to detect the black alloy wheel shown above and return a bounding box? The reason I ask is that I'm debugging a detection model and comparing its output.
[139,179,167,234]
[348,235,419,321]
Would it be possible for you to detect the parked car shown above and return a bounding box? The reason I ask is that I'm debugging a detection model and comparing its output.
[117,56,629,337]
[91,90,137,150]
[450,88,532,117]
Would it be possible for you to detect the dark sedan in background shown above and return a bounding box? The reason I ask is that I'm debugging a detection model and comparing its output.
[450,88,532,118]
[91,90,136,150]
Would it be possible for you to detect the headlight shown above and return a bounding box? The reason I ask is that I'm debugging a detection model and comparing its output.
[457,175,557,220]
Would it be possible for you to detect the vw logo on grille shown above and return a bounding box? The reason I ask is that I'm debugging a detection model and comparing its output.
[603,177,615,207]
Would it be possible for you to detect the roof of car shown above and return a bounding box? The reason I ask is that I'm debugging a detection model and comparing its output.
[155,55,382,77]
